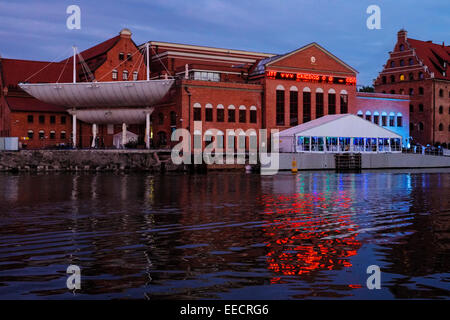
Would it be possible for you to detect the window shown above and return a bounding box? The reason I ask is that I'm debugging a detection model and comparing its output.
[389,114,395,127]
[112,70,118,80]
[239,107,246,123]
[409,88,414,95]
[357,111,363,118]
[400,44,405,51]
[50,116,55,124]
[400,60,405,66]
[409,73,414,81]
[250,106,257,124]
[419,87,424,95]
[127,53,132,61]
[373,113,379,125]
[217,105,224,122]
[228,106,235,123]
[133,71,138,81]
[191,71,220,82]
[365,112,372,122]
[50,131,55,139]
[390,75,396,83]
[409,58,414,65]
[123,70,129,81]
[206,106,213,122]
[27,115,34,123]
[390,61,395,68]
[381,114,387,126]
[382,76,387,84]
[438,123,443,131]
[158,113,164,124]
[60,131,66,140]
[119,52,124,60]
[27,130,34,139]
[397,114,403,127]
[290,90,298,126]
[316,91,324,118]
[276,89,285,126]
[170,111,177,126]
[39,130,45,139]
[61,116,66,124]
[418,122,424,131]
[328,92,336,114]
[400,74,405,81]
[410,104,414,112]
[419,104,424,112]
[439,106,443,114]
[39,115,45,124]
[303,91,311,123]
[439,89,444,97]
[400,89,405,95]
[390,90,396,94]
[419,72,424,79]
[340,93,348,113]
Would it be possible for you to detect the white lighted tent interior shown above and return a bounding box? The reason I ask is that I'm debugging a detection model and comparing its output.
[277,114,403,153]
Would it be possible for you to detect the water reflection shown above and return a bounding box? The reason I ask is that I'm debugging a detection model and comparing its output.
[0,170,449,299]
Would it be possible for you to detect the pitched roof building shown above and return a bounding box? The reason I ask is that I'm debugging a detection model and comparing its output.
[374,29,449,146]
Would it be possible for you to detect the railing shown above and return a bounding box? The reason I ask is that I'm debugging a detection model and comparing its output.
[402,147,447,156]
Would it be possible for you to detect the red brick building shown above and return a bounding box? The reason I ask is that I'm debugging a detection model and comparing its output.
[1,29,411,150]
[374,29,450,146]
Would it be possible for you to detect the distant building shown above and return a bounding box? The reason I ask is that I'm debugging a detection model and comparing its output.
[374,29,449,146]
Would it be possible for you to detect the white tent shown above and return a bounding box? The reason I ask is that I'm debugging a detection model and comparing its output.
[277,114,403,153]
[113,130,138,149]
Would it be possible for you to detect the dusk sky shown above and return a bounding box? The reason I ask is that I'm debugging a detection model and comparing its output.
[0,0,448,86]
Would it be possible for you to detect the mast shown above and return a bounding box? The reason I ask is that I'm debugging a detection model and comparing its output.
[72,46,77,83]
[146,42,150,81]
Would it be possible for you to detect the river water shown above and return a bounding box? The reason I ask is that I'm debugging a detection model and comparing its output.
[0,169,449,299]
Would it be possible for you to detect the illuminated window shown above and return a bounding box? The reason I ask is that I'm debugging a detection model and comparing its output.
[400,74,405,81]
[419,72,424,79]
[123,70,129,81]
[112,70,118,80]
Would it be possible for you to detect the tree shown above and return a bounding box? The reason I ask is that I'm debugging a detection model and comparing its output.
[359,86,375,93]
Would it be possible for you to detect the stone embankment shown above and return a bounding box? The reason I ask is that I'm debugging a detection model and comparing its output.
[0,150,183,173]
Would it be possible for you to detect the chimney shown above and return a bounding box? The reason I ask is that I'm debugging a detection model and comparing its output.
[397,29,407,41]
[119,28,132,39]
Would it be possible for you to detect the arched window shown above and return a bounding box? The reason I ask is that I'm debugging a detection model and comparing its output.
[112,69,118,80]
[390,75,396,83]
[216,104,224,122]
[418,122,424,131]
[397,113,403,127]
[399,44,405,51]
[400,60,405,66]
[315,88,324,119]
[389,112,396,127]
[419,72,424,79]
[438,123,443,131]
[133,71,138,81]
[409,58,414,65]
[276,85,285,126]
[439,89,444,97]
[27,130,34,140]
[290,86,299,125]
[303,87,311,122]
[365,111,372,122]
[170,111,177,126]
[239,105,246,123]
[381,112,388,126]
[340,90,348,114]
[357,110,363,118]
[399,74,405,81]
[373,111,380,125]
[228,105,236,123]
[439,106,443,114]
[419,104,424,112]
[158,112,164,125]
[193,103,202,121]
[328,89,336,115]
[250,106,257,124]
[39,130,45,140]
[390,61,395,68]
[122,70,129,81]
[205,103,213,122]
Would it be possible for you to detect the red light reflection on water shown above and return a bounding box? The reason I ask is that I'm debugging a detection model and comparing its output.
[259,192,361,282]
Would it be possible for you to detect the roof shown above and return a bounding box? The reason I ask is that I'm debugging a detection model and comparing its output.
[5,96,66,113]
[0,58,73,86]
[408,38,450,81]
[251,43,358,76]
[277,114,402,139]
[62,35,120,64]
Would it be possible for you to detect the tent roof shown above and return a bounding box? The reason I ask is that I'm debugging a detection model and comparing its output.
[19,80,174,108]
[277,114,402,139]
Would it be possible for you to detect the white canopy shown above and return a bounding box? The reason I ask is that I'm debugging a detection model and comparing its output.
[277,114,402,139]
[19,80,174,108]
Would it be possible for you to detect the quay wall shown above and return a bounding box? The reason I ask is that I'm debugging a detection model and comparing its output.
[0,150,181,172]
[272,153,450,171]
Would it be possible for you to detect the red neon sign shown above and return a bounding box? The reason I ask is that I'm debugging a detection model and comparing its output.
[266,71,356,86]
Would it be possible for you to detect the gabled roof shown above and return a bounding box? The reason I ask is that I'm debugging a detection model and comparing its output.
[277,114,401,139]
[408,38,450,81]
[263,42,358,74]
[0,58,72,86]
[62,35,120,64]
